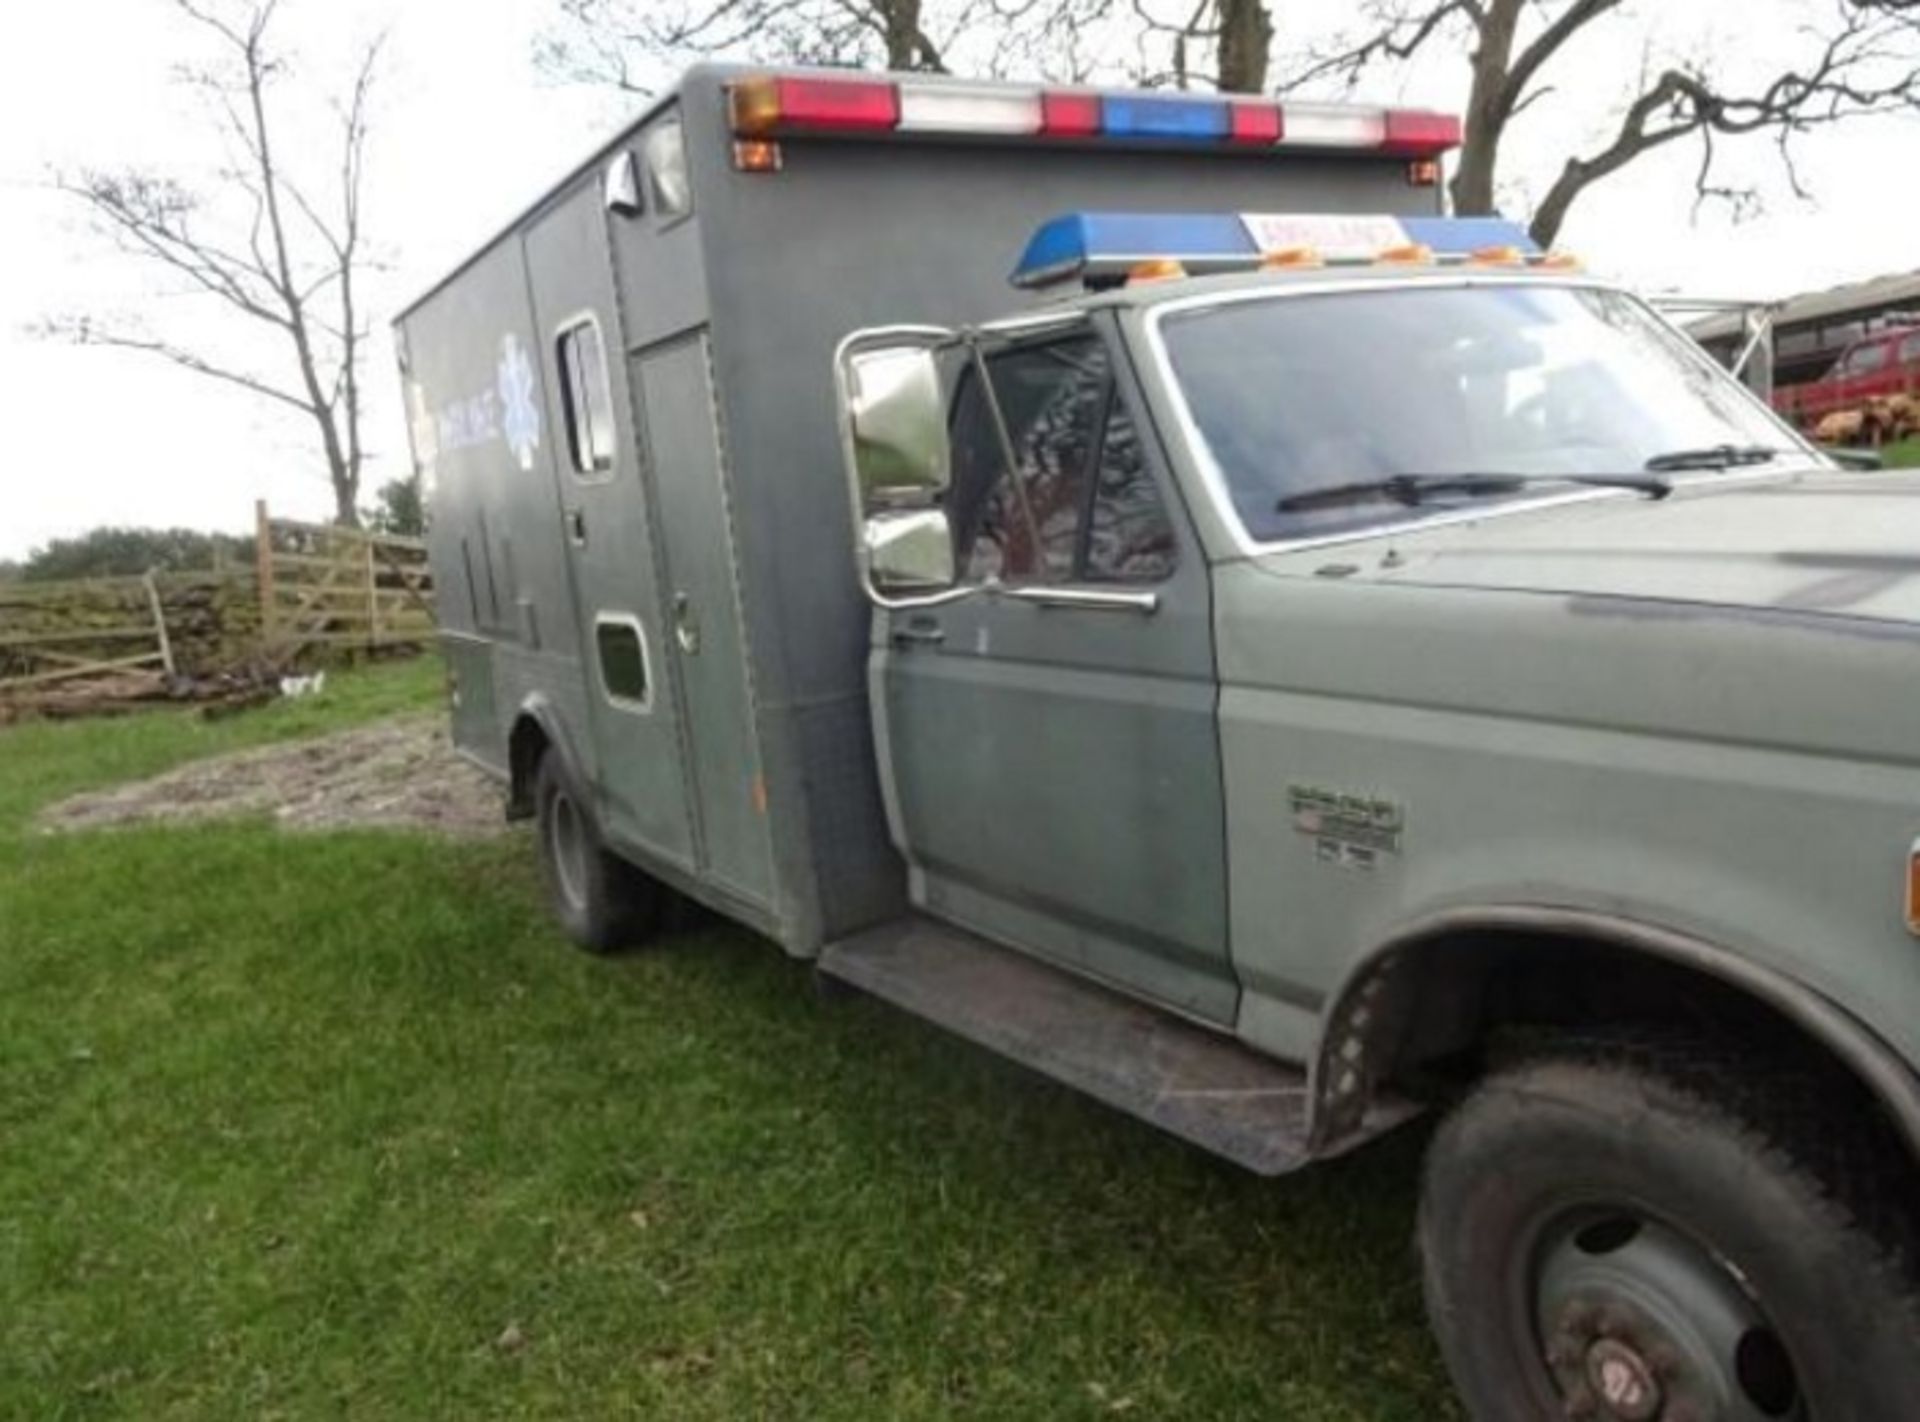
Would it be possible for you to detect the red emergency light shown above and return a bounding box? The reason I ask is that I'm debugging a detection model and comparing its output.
[727,74,1461,159]
[1382,109,1463,157]
[1039,92,1102,139]
[1227,102,1283,145]
[732,76,900,136]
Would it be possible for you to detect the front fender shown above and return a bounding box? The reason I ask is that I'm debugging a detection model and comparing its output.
[1307,904,1920,1167]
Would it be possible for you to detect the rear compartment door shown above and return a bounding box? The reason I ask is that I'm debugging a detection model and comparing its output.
[523,186,696,871]
[629,334,777,910]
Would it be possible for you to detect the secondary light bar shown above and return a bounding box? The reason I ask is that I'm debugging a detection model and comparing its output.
[1011,211,1541,289]
[728,74,1460,158]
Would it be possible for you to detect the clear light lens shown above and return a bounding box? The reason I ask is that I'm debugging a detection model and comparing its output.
[897,83,1041,134]
[1281,103,1387,148]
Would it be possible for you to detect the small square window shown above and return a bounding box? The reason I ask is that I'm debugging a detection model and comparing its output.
[595,617,650,708]
[557,319,616,475]
[644,117,691,221]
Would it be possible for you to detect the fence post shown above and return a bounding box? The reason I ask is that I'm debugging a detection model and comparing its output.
[365,532,378,650]
[142,570,175,678]
[255,499,276,649]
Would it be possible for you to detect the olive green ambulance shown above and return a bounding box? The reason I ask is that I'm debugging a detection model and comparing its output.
[398,64,1920,1420]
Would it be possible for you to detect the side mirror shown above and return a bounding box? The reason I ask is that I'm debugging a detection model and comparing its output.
[835,328,965,608]
[845,343,950,500]
[865,508,954,592]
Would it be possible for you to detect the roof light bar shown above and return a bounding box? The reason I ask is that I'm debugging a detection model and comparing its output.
[1011,211,1545,289]
[725,75,1462,161]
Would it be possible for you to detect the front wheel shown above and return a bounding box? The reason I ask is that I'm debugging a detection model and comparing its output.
[533,751,660,953]
[1419,1032,1920,1421]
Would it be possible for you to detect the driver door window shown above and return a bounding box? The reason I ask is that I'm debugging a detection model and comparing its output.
[948,336,1175,587]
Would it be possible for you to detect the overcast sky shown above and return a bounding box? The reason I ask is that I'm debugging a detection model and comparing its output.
[3,0,1917,559]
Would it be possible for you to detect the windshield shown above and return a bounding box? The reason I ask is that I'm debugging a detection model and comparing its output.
[1156,281,1801,543]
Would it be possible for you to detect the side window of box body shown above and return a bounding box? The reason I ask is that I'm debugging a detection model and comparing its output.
[557,317,618,478]
[643,116,693,225]
[594,614,653,712]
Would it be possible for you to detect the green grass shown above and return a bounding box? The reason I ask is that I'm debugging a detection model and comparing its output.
[0,659,1453,1420]
[1880,437,1920,469]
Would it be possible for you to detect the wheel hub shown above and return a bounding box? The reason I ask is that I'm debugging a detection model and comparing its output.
[1584,1338,1662,1421]
[549,790,588,911]
[1533,1213,1804,1422]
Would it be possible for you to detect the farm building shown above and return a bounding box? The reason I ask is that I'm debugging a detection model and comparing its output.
[1690,266,1920,393]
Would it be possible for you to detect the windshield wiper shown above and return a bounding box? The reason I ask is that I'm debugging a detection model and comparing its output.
[1276,471,1671,515]
[1642,443,1784,473]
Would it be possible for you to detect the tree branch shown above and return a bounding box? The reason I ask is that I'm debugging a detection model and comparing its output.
[42,317,315,413]
[48,0,381,527]
[1278,0,1480,93]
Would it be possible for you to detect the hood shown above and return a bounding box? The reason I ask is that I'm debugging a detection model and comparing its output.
[1342,468,1920,629]
[1229,467,1920,767]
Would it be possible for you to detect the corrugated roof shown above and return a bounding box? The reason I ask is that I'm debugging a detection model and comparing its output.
[1689,266,1920,341]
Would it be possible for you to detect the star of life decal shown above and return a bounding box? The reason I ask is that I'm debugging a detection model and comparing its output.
[497,333,542,472]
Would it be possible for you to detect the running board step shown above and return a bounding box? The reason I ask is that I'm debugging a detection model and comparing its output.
[820,917,1389,1175]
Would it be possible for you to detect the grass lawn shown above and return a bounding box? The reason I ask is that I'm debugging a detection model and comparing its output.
[1880,437,1920,469]
[0,658,1454,1420]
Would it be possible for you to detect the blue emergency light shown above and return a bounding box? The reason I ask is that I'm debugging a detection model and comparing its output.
[1011,212,1543,289]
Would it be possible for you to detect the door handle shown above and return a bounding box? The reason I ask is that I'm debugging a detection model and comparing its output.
[566,507,587,546]
[996,585,1158,614]
[672,591,702,655]
[890,620,946,647]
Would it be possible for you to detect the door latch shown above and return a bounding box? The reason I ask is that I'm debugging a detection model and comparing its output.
[890,616,945,647]
[566,508,588,546]
[672,591,702,655]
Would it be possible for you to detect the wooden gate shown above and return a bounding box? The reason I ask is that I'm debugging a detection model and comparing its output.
[255,502,435,664]
[0,573,175,694]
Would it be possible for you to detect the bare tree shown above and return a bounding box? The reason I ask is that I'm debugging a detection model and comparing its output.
[538,0,1138,93]
[1129,0,1274,91]
[45,0,380,527]
[1282,0,1920,249]
[539,0,963,90]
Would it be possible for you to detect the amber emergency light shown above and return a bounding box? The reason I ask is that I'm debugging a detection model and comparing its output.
[1127,259,1189,285]
[1906,840,1920,936]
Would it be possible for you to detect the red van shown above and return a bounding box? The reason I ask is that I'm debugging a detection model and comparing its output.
[1774,324,1920,427]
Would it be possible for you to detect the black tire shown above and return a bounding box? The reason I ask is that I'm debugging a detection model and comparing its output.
[1419,1031,1920,1422]
[532,750,660,953]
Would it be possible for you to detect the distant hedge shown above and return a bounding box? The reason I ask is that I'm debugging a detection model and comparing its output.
[14,527,253,583]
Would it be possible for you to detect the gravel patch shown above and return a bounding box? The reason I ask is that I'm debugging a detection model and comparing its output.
[40,716,506,838]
